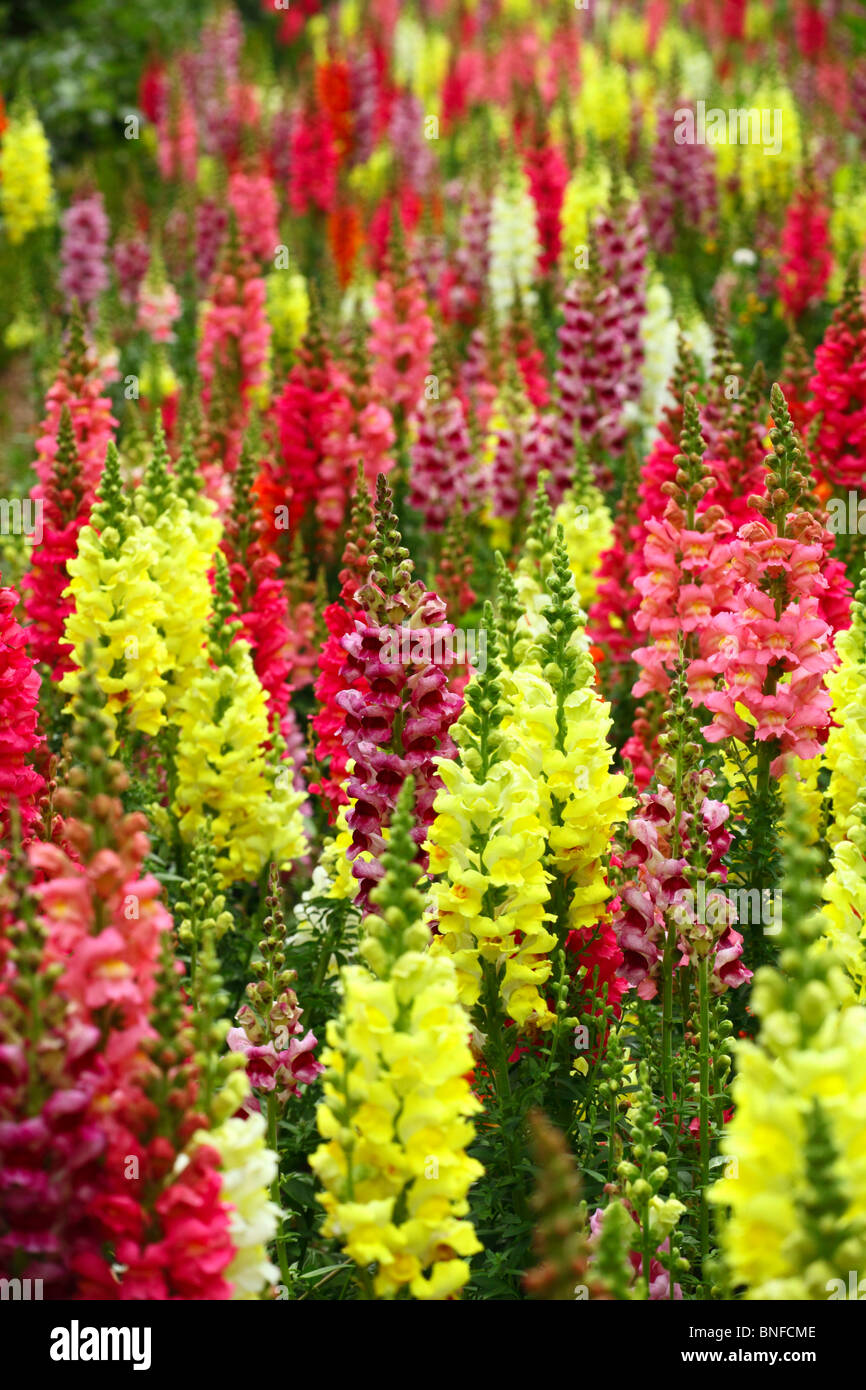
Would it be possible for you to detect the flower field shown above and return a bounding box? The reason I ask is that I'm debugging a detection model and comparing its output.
[3,0,866,1314]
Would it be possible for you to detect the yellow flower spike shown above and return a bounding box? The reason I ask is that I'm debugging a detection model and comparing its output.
[503,530,630,943]
[266,269,310,359]
[713,796,866,1298]
[311,780,483,1300]
[429,751,557,1029]
[609,8,649,62]
[553,482,614,612]
[338,0,361,39]
[393,14,449,110]
[560,163,612,274]
[135,428,222,716]
[61,443,170,745]
[825,580,866,847]
[822,753,866,998]
[0,105,54,244]
[168,553,307,886]
[347,145,392,202]
[575,59,631,152]
[715,83,800,212]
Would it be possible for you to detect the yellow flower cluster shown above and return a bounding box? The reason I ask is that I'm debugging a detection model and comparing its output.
[135,435,222,716]
[825,587,866,846]
[139,351,179,405]
[713,812,866,1299]
[322,803,362,902]
[715,84,801,210]
[822,808,866,999]
[347,146,392,203]
[62,444,170,743]
[266,269,310,360]
[553,487,614,613]
[311,783,483,1300]
[393,13,449,111]
[653,28,713,98]
[502,659,627,934]
[429,535,628,1032]
[63,433,306,885]
[508,528,628,929]
[337,0,361,40]
[829,167,866,301]
[782,758,823,847]
[609,8,649,62]
[560,164,611,274]
[63,433,223,742]
[429,755,555,1028]
[714,1002,866,1298]
[574,50,632,152]
[745,0,774,39]
[0,106,54,244]
[170,574,307,886]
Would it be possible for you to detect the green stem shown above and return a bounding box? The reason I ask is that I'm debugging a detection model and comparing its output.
[480,960,530,1223]
[312,903,346,994]
[661,704,687,1112]
[698,954,711,1294]
[640,1195,654,1300]
[267,1091,292,1291]
[608,1092,618,1183]
[661,921,675,1113]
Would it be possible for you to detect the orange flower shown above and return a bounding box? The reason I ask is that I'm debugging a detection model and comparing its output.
[315,59,352,160]
[328,202,362,288]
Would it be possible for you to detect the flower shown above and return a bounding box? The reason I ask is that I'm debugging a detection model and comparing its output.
[523,133,568,274]
[266,311,344,538]
[0,574,43,842]
[409,374,477,531]
[228,167,280,264]
[488,162,541,322]
[197,226,270,466]
[60,443,170,743]
[807,264,866,492]
[266,268,309,360]
[113,233,150,306]
[137,259,181,344]
[310,779,483,1300]
[0,105,54,244]
[331,478,462,905]
[778,185,832,319]
[167,554,308,886]
[59,192,109,315]
[713,804,866,1298]
[825,571,866,847]
[429,737,556,1028]
[369,232,435,419]
[188,1113,280,1299]
[134,418,221,714]
[289,106,338,215]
